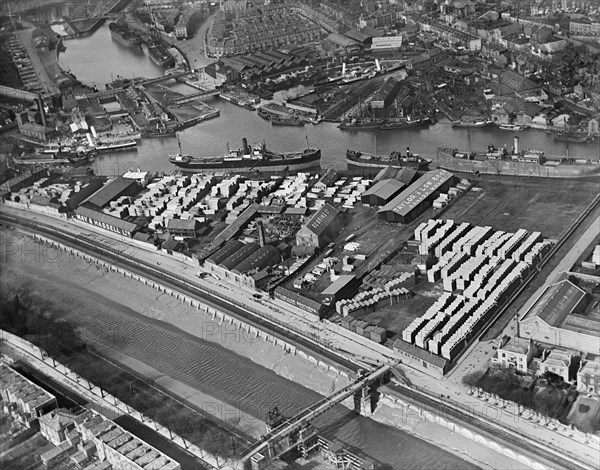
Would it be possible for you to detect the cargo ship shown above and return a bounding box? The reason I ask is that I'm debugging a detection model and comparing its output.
[109,22,142,48]
[451,120,492,128]
[148,41,175,68]
[436,136,600,179]
[346,147,432,170]
[169,137,321,174]
[270,115,305,127]
[339,119,386,130]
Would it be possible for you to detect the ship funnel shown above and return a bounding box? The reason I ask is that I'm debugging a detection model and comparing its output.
[513,136,520,155]
[242,138,249,154]
[406,147,412,158]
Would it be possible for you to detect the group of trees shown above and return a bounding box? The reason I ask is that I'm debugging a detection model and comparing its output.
[463,366,577,421]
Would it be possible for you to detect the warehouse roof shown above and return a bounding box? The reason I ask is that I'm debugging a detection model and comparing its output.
[220,243,260,270]
[82,177,138,209]
[523,280,587,326]
[361,179,405,201]
[372,77,400,103]
[345,29,371,43]
[205,239,244,265]
[233,245,280,274]
[302,203,339,236]
[378,170,454,217]
[213,203,259,246]
[395,167,418,185]
[326,33,360,48]
[322,275,356,296]
[75,206,140,233]
[167,218,198,231]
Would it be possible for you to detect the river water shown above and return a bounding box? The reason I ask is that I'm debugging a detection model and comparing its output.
[58,23,599,178]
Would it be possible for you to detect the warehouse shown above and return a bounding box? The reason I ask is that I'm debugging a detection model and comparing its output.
[220,243,261,271]
[232,245,280,275]
[167,218,200,238]
[74,206,141,237]
[81,176,140,210]
[360,179,405,207]
[205,239,244,267]
[370,77,401,109]
[296,203,342,249]
[377,170,456,224]
[519,279,597,354]
[321,275,359,302]
[0,168,48,193]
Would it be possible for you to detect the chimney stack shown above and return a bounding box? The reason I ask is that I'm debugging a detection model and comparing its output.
[513,136,520,155]
[37,94,47,128]
[257,220,266,247]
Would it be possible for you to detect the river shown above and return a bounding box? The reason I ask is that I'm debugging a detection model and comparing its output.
[58,23,599,178]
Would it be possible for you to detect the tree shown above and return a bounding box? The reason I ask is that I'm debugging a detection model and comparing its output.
[462,370,484,394]
[202,429,235,466]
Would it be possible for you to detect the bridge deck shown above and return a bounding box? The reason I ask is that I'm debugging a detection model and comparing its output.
[243,364,391,461]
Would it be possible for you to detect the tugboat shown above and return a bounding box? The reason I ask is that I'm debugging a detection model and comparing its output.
[169,137,321,174]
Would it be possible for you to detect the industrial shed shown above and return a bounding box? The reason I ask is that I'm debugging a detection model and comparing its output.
[219,243,261,271]
[296,203,342,249]
[321,275,359,302]
[81,177,140,210]
[370,77,401,109]
[361,179,405,207]
[325,33,361,53]
[519,279,596,354]
[232,245,280,275]
[205,240,244,266]
[377,170,456,224]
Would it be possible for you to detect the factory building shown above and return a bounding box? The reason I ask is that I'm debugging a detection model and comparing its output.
[81,177,140,211]
[74,206,141,238]
[296,203,342,249]
[519,279,597,354]
[370,77,401,109]
[377,170,456,224]
[360,179,405,207]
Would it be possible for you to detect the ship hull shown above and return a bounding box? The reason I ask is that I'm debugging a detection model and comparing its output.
[171,149,321,174]
[380,118,431,130]
[346,150,431,171]
[436,150,600,179]
[339,121,386,130]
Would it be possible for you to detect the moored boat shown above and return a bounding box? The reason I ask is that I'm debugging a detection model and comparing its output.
[169,137,321,174]
[270,115,305,127]
[346,147,432,170]
[380,117,431,130]
[452,120,492,128]
[553,132,595,143]
[339,119,386,130]
[498,123,529,131]
[109,22,142,48]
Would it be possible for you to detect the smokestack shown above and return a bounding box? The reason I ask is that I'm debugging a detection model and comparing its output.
[37,94,47,128]
[406,147,411,158]
[513,136,519,155]
[242,138,249,155]
[257,220,266,247]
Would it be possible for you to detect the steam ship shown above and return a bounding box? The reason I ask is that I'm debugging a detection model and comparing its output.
[169,138,321,174]
[436,136,600,179]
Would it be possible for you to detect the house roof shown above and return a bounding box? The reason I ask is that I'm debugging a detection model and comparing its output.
[161,238,181,251]
[303,203,339,236]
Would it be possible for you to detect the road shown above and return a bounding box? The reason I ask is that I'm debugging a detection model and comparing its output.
[1,205,599,470]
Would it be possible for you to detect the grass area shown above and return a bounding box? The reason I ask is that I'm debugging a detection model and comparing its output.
[442,178,597,239]
[567,396,600,433]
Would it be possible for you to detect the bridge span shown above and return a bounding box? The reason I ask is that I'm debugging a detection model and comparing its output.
[244,364,393,469]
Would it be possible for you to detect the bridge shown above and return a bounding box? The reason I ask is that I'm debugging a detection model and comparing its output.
[243,364,392,469]
[140,71,196,87]
[172,88,220,105]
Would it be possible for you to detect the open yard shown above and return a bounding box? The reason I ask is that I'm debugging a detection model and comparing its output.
[567,395,600,434]
[441,178,598,239]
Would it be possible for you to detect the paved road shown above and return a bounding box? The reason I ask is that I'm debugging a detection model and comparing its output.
[1,205,599,469]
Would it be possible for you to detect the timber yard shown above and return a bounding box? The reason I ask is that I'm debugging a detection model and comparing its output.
[1,1,600,470]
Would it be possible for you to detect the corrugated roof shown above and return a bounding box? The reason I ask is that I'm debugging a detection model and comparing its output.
[75,206,139,233]
[345,29,371,43]
[378,170,454,217]
[326,33,359,48]
[303,203,339,236]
